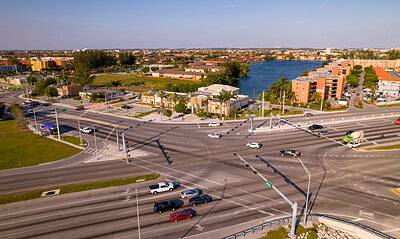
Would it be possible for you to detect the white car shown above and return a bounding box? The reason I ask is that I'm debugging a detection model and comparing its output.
[208,122,222,127]
[208,133,222,139]
[80,127,94,134]
[347,141,360,148]
[246,142,262,149]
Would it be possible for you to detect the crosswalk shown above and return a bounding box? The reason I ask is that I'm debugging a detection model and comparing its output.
[84,148,98,154]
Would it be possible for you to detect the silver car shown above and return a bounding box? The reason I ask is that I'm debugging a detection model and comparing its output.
[180,188,203,199]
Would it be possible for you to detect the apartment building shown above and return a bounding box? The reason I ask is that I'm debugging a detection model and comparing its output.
[151,69,204,80]
[31,59,57,71]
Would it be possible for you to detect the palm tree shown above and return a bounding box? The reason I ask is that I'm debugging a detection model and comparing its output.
[216,91,233,117]
[158,91,167,107]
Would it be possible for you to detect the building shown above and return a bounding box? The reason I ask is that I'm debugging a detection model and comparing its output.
[31,59,57,71]
[375,67,400,97]
[57,85,83,97]
[141,91,188,108]
[197,84,240,96]
[79,89,124,101]
[292,73,345,104]
[0,65,18,73]
[189,93,249,116]
[184,64,224,73]
[0,75,26,86]
[151,69,204,80]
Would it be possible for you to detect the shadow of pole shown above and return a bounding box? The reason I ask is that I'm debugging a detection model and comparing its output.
[155,139,172,166]
[180,179,228,238]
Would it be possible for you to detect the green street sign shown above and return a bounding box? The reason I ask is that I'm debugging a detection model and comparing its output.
[265,180,272,189]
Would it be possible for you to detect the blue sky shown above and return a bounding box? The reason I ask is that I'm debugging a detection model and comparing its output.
[0,0,399,49]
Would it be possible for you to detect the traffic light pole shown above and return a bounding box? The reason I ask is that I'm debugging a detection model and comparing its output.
[121,131,129,164]
[233,153,297,237]
[54,109,61,140]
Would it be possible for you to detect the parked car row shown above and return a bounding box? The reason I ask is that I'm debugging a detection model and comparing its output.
[150,182,212,223]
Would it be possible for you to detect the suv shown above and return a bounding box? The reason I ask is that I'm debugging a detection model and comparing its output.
[208,133,222,139]
[189,194,212,206]
[154,199,183,214]
[246,142,262,149]
[308,124,323,131]
[347,141,360,148]
[280,149,301,157]
[208,122,222,127]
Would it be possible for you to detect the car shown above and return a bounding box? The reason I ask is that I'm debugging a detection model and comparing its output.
[169,209,196,222]
[246,142,262,149]
[181,188,203,199]
[395,118,400,125]
[317,130,330,136]
[24,109,34,116]
[347,141,360,148]
[208,133,222,139]
[308,124,323,131]
[75,105,85,111]
[280,149,301,157]
[121,104,131,109]
[80,127,95,134]
[189,194,212,206]
[154,199,183,214]
[41,102,51,107]
[303,111,313,117]
[208,122,222,127]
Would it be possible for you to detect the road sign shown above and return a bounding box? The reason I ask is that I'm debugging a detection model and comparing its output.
[265,180,272,189]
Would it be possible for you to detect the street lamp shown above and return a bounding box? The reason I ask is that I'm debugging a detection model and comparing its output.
[233,153,298,237]
[288,152,311,225]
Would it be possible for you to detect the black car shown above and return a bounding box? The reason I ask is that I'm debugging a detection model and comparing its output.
[308,124,323,131]
[121,104,131,109]
[189,194,213,206]
[280,149,301,157]
[154,199,183,214]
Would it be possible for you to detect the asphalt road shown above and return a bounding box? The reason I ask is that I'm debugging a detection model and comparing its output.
[0,91,399,239]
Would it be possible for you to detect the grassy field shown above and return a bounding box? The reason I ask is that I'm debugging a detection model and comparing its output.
[134,109,157,118]
[378,103,400,107]
[0,174,159,205]
[0,120,81,169]
[367,143,400,151]
[62,136,85,146]
[92,74,201,92]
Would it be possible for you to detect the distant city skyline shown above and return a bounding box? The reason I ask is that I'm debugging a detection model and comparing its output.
[1,0,399,50]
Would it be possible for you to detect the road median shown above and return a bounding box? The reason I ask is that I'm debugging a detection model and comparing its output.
[0,174,159,205]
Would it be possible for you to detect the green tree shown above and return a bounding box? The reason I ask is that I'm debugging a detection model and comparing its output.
[163,109,172,117]
[174,101,188,113]
[310,91,322,103]
[119,52,136,65]
[223,61,242,79]
[216,91,234,116]
[202,72,230,85]
[10,104,26,129]
[45,87,59,97]
[261,76,294,105]
[0,103,5,119]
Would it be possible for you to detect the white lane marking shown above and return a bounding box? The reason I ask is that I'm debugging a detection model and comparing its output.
[352,218,364,222]
[372,141,378,145]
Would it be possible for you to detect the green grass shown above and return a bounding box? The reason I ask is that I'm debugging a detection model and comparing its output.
[62,136,85,146]
[91,74,201,92]
[0,174,159,205]
[134,109,157,118]
[261,226,289,239]
[367,143,400,151]
[0,120,81,170]
[378,103,400,107]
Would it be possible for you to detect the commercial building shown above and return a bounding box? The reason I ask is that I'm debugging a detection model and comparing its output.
[0,75,26,86]
[31,59,57,71]
[0,65,18,73]
[57,85,83,97]
[375,67,400,97]
[151,69,204,80]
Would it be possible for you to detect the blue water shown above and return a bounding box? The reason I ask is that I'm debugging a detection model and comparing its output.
[239,60,322,98]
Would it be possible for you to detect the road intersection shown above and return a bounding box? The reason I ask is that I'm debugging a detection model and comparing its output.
[0,91,399,238]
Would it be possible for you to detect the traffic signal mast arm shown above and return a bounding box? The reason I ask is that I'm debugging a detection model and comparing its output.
[233,153,294,207]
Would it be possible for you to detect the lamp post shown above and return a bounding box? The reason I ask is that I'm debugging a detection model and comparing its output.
[288,152,311,225]
[233,153,297,237]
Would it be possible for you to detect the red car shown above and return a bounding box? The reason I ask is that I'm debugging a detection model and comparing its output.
[169,209,196,222]
[396,118,400,125]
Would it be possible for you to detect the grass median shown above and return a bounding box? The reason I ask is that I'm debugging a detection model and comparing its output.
[0,120,81,169]
[366,143,400,151]
[0,174,159,205]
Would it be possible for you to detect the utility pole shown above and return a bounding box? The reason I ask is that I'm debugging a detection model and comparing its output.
[234,153,298,237]
[116,131,120,151]
[262,90,265,118]
[320,98,324,111]
[269,112,273,129]
[289,152,311,225]
[105,92,108,113]
[93,126,98,159]
[33,109,38,132]
[282,89,286,115]
[249,115,254,133]
[135,188,141,239]
[54,109,61,140]
[77,118,83,146]
[122,131,129,164]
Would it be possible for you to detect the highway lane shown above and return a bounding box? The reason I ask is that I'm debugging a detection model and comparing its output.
[1,91,400,238]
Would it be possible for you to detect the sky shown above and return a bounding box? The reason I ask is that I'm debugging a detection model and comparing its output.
[1,0,399,50]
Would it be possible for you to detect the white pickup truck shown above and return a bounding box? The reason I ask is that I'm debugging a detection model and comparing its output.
[148,182,175,194]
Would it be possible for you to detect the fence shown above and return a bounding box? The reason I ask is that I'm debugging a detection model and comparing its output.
[223,213,396,239]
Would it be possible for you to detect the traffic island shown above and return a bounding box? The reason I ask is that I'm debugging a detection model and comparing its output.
[0,174,159,205]
[364,143,400,151]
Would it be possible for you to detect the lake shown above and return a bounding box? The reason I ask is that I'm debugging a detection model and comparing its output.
[238,60,322,98]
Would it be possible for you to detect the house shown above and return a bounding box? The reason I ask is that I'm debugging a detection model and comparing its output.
[375,67,400,97]
[57,85,83,97]
[151,69,204,80]
[0,75,26,86]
